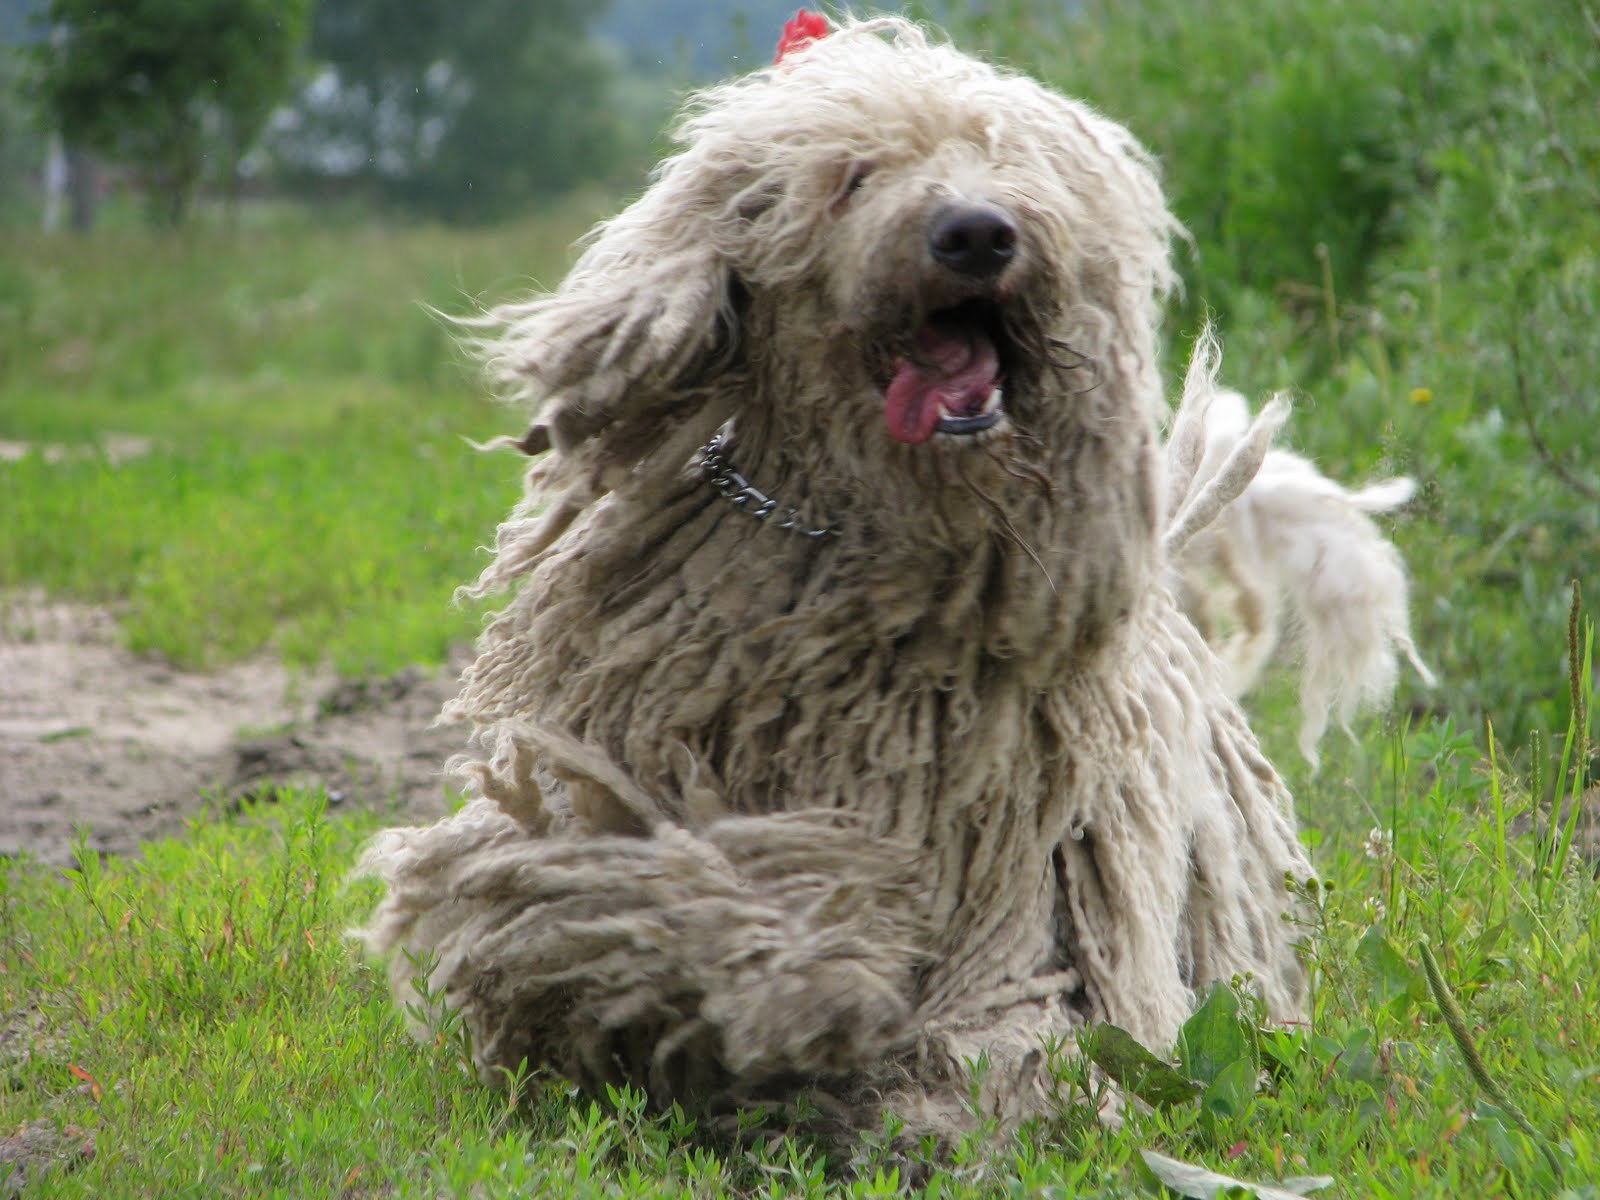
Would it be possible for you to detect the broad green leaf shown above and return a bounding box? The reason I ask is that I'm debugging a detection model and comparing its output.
[1335,1025,1379,1086]
[1082,1024,1202,1110]
[1177,983,1254,1086]
[1358,924,1413,1003]
[1202,1056,1260,1122]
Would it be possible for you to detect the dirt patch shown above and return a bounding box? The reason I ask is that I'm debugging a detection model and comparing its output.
[0,1119,95,1196]
[0,1007,62,1071]
[0,596,465,864]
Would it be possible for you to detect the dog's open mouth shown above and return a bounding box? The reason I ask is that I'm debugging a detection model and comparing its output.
[883,300,1005,446]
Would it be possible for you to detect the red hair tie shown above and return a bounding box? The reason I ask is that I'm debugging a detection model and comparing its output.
[775,9,830,63]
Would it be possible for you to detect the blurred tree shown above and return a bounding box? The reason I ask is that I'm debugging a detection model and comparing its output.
[284,0,625,222]
[27,0,313,226]
[0,49,46,224]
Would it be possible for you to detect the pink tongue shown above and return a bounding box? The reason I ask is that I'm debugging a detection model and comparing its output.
[884,322,1000,445]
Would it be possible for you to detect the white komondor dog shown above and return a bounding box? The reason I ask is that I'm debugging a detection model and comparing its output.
[1165,354,1434,765]
[358,14,1426,1141]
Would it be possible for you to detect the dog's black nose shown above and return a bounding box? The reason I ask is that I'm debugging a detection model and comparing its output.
[929,204,1018,278]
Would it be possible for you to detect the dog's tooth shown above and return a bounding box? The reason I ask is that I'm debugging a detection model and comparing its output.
[982,387,1003,414]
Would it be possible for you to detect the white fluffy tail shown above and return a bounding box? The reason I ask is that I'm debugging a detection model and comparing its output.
[1165,339,1434,765]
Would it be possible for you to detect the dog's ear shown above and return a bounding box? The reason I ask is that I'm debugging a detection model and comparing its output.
[476,195,741,464]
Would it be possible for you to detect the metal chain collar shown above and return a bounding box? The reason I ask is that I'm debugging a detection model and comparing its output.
[698,432,837,538]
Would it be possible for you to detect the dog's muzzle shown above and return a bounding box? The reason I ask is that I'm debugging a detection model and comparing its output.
[883,299,1007,445]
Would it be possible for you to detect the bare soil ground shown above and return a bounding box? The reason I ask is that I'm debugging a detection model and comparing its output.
[0,595,465,864]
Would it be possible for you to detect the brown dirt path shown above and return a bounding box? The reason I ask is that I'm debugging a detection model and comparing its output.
[0,595,464,864]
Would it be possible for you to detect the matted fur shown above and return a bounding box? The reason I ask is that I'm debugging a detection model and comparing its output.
[358,18,1314,1138]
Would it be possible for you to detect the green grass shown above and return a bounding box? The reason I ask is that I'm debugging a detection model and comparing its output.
[0,201,606,674]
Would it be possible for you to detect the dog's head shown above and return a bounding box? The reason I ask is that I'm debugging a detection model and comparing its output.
[481,17,1180,559]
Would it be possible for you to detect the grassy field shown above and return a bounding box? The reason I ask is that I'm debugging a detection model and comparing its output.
[3,0,1599,1194]
[0,202,608,674]
[1,717,1595,1196]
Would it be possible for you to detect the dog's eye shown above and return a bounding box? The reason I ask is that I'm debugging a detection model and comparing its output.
[832,163,876,215]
